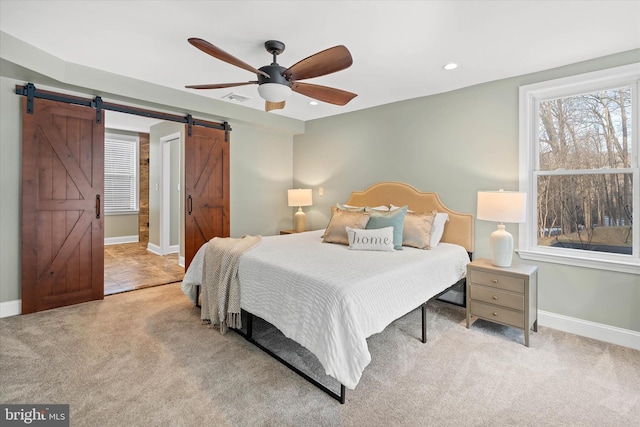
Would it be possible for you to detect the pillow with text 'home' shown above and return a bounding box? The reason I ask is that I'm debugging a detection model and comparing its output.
[346,226,395,251]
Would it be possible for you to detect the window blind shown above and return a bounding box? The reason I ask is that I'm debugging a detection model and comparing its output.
[104,133,139,213]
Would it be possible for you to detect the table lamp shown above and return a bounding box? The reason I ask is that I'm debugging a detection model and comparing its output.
[477,190,526,267]
[288,189,313,232]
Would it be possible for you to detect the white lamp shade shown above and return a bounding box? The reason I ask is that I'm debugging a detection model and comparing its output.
[258,83,292,103]
[477,190,526,223]
[288,189,312,207]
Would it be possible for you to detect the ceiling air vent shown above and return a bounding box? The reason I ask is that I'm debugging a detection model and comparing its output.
[222,92,251,103]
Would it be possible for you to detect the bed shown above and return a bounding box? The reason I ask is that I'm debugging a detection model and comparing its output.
[182,182,474,402]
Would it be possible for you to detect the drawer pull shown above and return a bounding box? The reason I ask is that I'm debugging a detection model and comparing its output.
[492,295,499,300]
[492,279,498,284]
[493,312,498,316]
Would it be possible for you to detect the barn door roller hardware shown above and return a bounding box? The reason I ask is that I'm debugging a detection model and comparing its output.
[15,83,231,137]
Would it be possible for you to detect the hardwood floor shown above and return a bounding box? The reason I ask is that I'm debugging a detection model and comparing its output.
[104,243,184,295]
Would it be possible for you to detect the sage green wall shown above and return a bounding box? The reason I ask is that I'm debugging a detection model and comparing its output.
[293,50,640,332]
[0,32,301,305]
[104,215,139,240]
[230,123,294,237]
[0,76,22,306]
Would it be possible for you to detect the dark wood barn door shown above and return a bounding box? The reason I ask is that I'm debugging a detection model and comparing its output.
[21,97,105,314]
[184,125,230,270]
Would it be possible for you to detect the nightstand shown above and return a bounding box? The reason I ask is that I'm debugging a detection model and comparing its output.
[279,229,297,235]
[466,258,538,346]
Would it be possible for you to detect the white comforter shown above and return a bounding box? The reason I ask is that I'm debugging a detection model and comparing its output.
[182,230,469,389]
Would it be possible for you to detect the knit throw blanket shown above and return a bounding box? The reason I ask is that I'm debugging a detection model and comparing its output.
[201,235,261,334]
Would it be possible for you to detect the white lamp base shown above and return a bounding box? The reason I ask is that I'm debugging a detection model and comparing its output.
[293,207,306,232]
[490,224,514,267]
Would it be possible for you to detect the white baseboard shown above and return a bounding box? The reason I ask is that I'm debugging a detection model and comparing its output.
[146,242,179,256]
[0,299,21,318]
[539,310,640,351]
[104,235,139,245]
[179,256,185,268]
[147,242,161,255]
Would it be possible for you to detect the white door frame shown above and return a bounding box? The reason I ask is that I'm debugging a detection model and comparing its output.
[160,132,181,255]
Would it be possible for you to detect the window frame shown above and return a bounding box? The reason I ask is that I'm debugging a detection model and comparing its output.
[104,132,140,215]
[518,63,640,274]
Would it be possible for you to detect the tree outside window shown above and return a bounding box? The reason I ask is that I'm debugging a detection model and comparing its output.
[537,88,632,255]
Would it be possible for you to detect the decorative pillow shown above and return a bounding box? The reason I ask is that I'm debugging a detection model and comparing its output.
[364,205,390,212]
[323,210,370,245]
[336,203,366,212]
[346,226,394,251]
[365,205,407,250]
[430,212,449,248]
[402,211,436,249]
[340,204,389,212]
[390,203,414,213]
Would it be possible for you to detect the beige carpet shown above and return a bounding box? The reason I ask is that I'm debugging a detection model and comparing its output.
[1,283,638,426]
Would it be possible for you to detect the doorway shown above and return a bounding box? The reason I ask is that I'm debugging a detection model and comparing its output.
[103,113,183,295]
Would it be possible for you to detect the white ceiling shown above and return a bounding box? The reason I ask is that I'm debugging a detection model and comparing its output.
[1,1,639,123]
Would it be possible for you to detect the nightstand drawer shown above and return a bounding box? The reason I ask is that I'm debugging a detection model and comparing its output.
[470,301,525,329]
[468,270,525,293]
[469,285,524,311]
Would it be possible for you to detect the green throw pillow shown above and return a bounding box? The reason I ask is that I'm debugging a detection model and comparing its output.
[366,205,408,250]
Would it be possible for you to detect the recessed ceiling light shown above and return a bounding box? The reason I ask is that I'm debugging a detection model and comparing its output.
[443,63,458,71]
[309,101,319,106]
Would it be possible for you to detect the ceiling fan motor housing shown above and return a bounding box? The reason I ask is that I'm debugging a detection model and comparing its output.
[257,64,291,87]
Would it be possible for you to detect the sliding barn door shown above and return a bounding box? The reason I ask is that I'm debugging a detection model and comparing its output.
[184,126,230,270]
[21,97,104,314]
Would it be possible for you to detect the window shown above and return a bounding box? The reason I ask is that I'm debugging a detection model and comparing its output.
[518,63,639,274]
[104,133,139,214]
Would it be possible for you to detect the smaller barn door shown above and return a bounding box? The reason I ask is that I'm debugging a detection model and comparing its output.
[21,97,105,314]
[184,125,230,270]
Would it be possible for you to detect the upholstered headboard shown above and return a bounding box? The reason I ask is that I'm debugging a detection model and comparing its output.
[345,182,474,253]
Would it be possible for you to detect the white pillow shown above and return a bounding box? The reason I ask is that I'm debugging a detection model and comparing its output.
[346,226,395,251]
[430,213,449,248]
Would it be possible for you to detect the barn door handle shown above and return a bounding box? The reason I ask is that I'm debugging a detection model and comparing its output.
[96,195,101,218]
[187,195,193,215]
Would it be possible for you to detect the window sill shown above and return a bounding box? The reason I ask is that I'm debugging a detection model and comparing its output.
[517,249,639,275]
[105,211,139,216]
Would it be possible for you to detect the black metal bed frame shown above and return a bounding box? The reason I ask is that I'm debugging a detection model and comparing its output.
[196,276,466,404]
[230,311,349,404]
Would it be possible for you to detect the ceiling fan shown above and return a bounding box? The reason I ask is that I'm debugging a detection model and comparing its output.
[185,38,357,112]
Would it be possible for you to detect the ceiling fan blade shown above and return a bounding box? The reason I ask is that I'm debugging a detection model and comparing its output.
[291,82,357,106]
[283,45,353,81]
[188,38,269,78]
[185,81,257,90]
[265,101,286,112]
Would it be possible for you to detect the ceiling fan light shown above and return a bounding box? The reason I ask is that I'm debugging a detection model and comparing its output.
[258,83,292,103]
